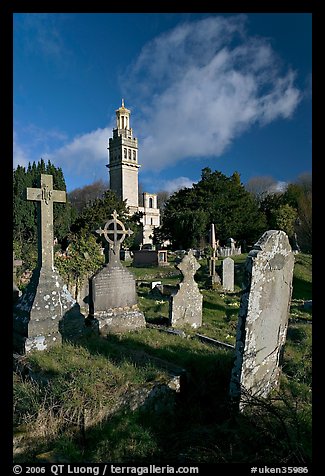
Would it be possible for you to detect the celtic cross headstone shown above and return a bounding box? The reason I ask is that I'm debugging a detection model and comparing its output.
[96,210,133,265]
[89,211,145,333]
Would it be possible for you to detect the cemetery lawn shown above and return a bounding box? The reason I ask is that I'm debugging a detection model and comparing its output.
[13,253,312,464]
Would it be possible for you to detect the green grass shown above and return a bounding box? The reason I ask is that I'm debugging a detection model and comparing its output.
[13,252,312,464]
[292,254,312,300]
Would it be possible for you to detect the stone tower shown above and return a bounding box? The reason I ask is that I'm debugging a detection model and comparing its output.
[107,100,160,245]
[107,99,140,215]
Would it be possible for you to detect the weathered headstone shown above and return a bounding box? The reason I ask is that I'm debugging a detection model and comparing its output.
[13,253,23,302]
[13,174,85,354]
[222,257,234,292]
[229,230,294,408]
[169,250,203,329]
[89,210,146,333]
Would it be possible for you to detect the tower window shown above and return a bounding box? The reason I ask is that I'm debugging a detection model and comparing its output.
[149,197,153,208]
[128,149,131,159]
[124,148,127,159]
[133,150,136,161]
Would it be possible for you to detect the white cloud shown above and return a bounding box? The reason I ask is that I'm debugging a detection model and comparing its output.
[124,15,301,171]
[161,176,194,194]
[13,131,29,168]
[270,181,288,193]
[14,15,303,187]
[43,127,110,177]
[22,13,66,58]
[143,176,195,194]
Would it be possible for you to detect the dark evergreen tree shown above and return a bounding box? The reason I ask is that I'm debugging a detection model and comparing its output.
[13,159,75,272]
[160,168,267,249]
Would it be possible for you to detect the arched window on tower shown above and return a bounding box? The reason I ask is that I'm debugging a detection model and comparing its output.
[128,149,131,160]
[124,148,127,159]
[133,150,136,161]
[149,197,153,208]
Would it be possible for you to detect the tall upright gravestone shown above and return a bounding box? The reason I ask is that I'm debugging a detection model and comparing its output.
[13,174,84,353]
[229,230,294,408]
[89,210,146,333]
[222,257,234,292]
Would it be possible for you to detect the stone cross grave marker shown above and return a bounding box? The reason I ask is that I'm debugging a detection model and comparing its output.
[229,230,294,408]
[27,174,66,269]
[222,257,234,292]
[89,210,145,333]
[13,174,84,354]
[169,249,203,329]
[96,209,133,265]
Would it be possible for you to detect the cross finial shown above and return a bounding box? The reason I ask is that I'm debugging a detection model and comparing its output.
[177,250,200,283]
[26,174,66,269]
[96,210,133,264]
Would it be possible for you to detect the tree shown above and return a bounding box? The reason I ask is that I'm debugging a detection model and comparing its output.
[296,189,312,252]
[157,190,170,216]
[68,179,108,214]
[70,190,142,250]
[54,233,104,300]
[283,173,312,252]
[13,160,75,272]
[245,175,278,203]
[13,160,73,243]
[159,168,267,249]
[270,204,297,238]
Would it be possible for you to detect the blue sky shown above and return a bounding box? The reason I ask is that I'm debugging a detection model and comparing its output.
[13,13,312,194]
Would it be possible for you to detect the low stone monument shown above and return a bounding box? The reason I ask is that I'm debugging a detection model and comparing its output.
[13,174,85,354]
[132,249,159,267]
[169,249,203,329]
[229,230,294,408]
[222,257,234,292]
[89,210,146,333]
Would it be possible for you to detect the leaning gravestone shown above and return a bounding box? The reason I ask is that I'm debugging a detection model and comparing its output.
[89,210,146,333]
[222,257,234,292]
[229,230,294,408]
[169,249,203,329]
[13,174,85,354]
